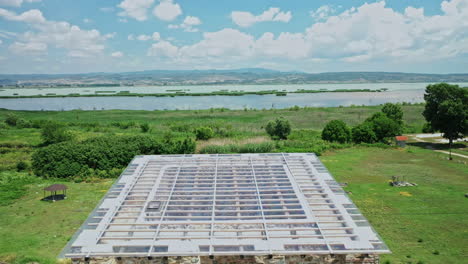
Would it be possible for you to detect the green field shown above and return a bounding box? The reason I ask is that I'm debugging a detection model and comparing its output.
[0,105,467,264]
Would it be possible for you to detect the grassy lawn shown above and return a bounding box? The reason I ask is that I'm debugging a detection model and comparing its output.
[0,172,113,264]
[1,105,466,264]
[0,147,465,263]
[321,147,468,264]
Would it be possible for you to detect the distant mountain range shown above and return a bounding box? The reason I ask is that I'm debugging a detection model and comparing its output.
[1,68,468,87]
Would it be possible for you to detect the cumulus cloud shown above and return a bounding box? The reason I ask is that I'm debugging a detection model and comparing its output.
[310,5,337,21]
[133,32,160,41]
[0,8,45,23]
[147,0,468,67]
[153,0,182,21]
[111,51,124,58]
[0,8,111,57]
[168,16,201,32]
[147,40,178,57]
[9,41,46,55]
[231,7,291,27]
[118,0,154,21]
[0,0,40,7]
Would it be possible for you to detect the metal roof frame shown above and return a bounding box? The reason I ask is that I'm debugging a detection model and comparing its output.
[60,153,390,258]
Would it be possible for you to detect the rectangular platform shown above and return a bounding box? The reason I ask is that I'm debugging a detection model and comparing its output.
[61,153,390,258]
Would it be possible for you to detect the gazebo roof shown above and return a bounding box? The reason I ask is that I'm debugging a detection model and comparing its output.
[43,184,68,192]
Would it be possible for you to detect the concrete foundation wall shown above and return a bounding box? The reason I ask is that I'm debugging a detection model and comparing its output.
[71,254,379,264]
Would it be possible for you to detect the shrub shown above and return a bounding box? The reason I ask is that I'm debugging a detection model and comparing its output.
[16,119,33,129]
[140,123,150,133]
[352,122,377,143]
[265,117,291,140]
[41,121,73,145]
[32,135,195,178]
[195,127,214,140]
[321,120,352,143]
[16,161,29,171]
[365,112,402,143]
[5,113,19,126]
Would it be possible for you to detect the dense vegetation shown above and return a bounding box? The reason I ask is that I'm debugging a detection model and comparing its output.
[32,135,195,180]
[0,100,466,263]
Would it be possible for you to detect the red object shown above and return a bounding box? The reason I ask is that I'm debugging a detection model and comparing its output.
[395,136,408,141]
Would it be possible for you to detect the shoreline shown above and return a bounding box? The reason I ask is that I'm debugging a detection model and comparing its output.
[0,88,385,99]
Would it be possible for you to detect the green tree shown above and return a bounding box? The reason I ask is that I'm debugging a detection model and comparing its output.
[366,112,401,143]
[423,83,468,159]
[352,122,377,144]
[41,121,73,145]
[382,103,404,125]
[321,120,351,143]
[265,117,291,140]
[195,127,214,140]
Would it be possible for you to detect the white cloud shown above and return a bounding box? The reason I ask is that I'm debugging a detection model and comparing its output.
[0,8,45,23]
[0,0,40,7]
[118,18,128,23]
[0,39,3,44]
[9,41,46,55]
[231,7,291,27]
[151,32,160,41]
[168,15,201,32]
[310,5,336,21]
[137,34,151,41]
[135,32,160,41]
[118,0,154,21]
[145,0,468,67]
[153,0,182,21]
[147,40,178,57]
[0,9,111,58]
[83,18,92,23]
[111,51,124,58]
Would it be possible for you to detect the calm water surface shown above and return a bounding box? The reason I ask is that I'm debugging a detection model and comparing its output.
[0,89,424,111]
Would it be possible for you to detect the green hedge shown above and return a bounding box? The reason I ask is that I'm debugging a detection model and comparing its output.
[32,135,195,178]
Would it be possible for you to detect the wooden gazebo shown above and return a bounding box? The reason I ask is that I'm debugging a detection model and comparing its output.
[43,184,68,202]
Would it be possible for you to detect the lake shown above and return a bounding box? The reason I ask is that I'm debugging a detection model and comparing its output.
[0,82,466,111]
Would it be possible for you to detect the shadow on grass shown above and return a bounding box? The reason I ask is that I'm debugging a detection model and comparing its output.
[407,141,466,150]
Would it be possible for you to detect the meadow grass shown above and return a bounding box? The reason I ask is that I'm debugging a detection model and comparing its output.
[1,105,466,263]
[321,147,468,264]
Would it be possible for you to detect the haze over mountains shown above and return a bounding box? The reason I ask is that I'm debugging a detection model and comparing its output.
[1,69,468,87]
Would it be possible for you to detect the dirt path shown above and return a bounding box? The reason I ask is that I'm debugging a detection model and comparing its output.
[408,134,468,159]
[433,150,468,159]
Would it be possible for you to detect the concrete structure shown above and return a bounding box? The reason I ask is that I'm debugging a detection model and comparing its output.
[61,153,389,263]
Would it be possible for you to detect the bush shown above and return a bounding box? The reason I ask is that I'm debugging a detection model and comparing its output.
[365,112,402,143]
[16,161,29,171]
[32,135,195,178]
[322,120,352,143]
[16,119,33,129]
[265,117,291,140]
[195,127,214,140]
[140,123,150,133]
[5,113,19,126]
[352,122,377,143]
[41,121,73,145]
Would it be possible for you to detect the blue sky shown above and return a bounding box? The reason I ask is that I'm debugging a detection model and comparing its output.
[0,0,467,74]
